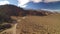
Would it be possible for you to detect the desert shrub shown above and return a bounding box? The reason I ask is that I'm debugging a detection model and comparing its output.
[0,24,12,32]
[0,11,15,31]
[0,5,19,32]
[0,11,13,22]
[0,11,14,24]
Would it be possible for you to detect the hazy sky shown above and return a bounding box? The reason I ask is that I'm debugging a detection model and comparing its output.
[0,0,60,7]
[0,0,60,11]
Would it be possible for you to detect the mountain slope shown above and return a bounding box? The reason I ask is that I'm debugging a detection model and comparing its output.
[0,4,24,16]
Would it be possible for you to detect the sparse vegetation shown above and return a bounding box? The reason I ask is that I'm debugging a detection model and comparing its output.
[0,4,60,34]
[0,8,15,32]
[0,4,20,33]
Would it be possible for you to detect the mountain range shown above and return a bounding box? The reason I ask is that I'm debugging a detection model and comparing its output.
[25,1,60,10]
[0,4,59,17]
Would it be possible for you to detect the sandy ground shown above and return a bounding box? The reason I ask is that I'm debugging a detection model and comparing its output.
[1,14,60,34]
[16,15,60,34]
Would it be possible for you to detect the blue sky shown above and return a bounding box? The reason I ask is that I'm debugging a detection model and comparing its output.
[0,0,18,6]
[8,0,18,5]
[0,0,60,11]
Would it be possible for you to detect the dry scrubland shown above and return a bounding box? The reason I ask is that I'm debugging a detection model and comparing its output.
[16,14,60,34]
[0,4,60,34]
[0,14,60,34]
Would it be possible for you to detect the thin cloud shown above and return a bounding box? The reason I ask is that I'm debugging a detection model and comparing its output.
[18,0,30,8]
[17,0,42,8]
[41,9,60,12]
[17,0,60,8]
[31,0,42,3]
[0,1,10,5]
[44,0,60,3]
[18,4,27,8]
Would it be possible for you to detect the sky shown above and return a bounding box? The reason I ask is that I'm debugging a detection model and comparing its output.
[0,0,18,5]
[0,0,60,11]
